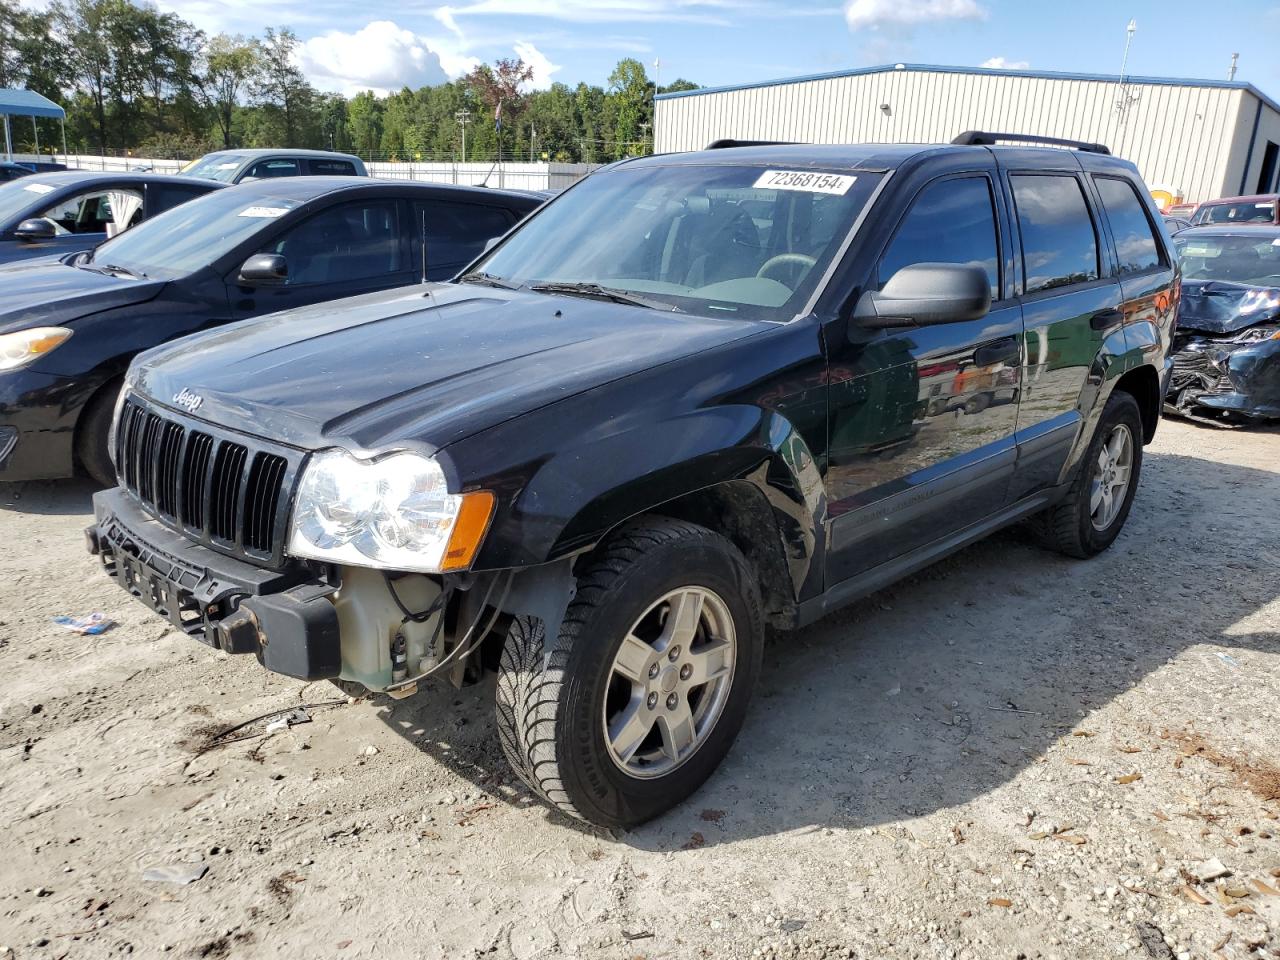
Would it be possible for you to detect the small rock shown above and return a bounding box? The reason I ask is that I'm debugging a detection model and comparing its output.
[34,887,51,897]
[361,745,379,757]
[1192,857,1230,882]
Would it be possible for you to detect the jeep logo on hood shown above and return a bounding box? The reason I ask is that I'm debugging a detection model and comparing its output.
[172,388,204,413]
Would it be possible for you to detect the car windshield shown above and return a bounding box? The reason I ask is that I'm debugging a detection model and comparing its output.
[1175,234,1280,287]
[183,153,249,182]
[467,163,884,322]
[1193,199,1276,225]
[85,188,302,278]
[0,176,61,227]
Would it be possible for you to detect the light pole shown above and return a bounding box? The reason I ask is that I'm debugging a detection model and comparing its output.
[455,109,472,163]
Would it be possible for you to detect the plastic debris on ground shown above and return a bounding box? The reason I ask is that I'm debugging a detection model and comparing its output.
[52,613,115,635]
[141,861,209,885]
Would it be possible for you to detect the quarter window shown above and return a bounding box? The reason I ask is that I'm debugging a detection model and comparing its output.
[310,160,358,176]
[879,176,1000,299]
[1094,177,1162,274]
[1010,174,1100,294]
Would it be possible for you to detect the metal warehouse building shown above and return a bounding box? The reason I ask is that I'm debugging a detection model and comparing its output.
[654,63,1280,205]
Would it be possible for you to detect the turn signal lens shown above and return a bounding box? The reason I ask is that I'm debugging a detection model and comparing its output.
[0,327,73,371]
[442,491,496,571]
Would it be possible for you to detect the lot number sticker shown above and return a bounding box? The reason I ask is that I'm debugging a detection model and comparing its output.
[22,183,55,195]
[238,205,291,218]
[753,170,856,195]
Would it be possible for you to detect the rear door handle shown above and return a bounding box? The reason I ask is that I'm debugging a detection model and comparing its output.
[972,336,1020,367]
[1090,308,1124,331]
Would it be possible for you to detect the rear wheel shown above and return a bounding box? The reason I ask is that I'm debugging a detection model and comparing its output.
[495,517,763,828]
[1031,390,1143,558]
[76,378,123,487]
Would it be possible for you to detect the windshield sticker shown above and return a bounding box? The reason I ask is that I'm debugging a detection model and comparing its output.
[216,162,239,170]
[237,205,290,218]
[1181,244,1222,257]
[22,183,55,195]
[752,170,856,195]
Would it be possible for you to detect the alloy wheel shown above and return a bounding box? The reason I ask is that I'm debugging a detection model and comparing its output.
[1089,423,1133,531]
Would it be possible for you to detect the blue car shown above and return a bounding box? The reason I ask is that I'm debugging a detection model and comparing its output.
[0,171,224,266]
[0,161,34,182]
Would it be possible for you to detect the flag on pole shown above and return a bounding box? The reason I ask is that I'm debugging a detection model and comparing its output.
[495,100,503,132]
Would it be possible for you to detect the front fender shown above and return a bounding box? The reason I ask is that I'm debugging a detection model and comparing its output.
[466,402,827,602]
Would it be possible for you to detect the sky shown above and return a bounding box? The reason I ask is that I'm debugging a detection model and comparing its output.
[133,0,1280,98]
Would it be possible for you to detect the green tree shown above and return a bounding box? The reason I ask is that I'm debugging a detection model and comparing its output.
[347,90,383,158]
[197,33,260,148]
[251,26,314,146]
[606,57,653,159]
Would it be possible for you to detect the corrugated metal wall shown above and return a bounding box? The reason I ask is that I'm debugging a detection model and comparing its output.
[656,68,1266,203]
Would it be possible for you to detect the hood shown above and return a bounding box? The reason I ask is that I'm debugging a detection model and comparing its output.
[1177,280,1280,335]
[134,283,769,451]
[0,260,167,334]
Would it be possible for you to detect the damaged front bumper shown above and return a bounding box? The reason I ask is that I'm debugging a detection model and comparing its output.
[1165,333,1280,420]
[89,486,344,680]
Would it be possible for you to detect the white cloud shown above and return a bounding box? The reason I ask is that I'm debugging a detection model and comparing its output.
[844,0,986,29]
[512,41,562,90]
[297,21,460,96]
[981,56,1030,69]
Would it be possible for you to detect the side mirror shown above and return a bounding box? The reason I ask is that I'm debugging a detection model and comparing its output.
[239,253,288,284]
[15,218,57,243]
[482,236,501,254]
[853,263,991,328]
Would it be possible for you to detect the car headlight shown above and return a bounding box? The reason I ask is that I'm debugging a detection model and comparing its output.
[287,449,495,574]
[0,327,73,371]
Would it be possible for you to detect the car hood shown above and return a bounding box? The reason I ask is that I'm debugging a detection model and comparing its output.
[0,260,167,333]
[1177,279,1280,334]
[133,283,769,452]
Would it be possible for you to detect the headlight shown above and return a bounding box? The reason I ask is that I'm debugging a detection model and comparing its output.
[0,327,73,371]
[287,449,495,574]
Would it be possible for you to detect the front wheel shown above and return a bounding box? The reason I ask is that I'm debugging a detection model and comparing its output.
[495,517,763,828]
[1030,390,1144,558]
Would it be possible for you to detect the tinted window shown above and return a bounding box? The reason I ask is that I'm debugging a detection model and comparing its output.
[879,176,1000,298]
[245,159,300,179]
[264,200,403,285]
[151,183,213,214]
[310,160,357,176]
[1011,175,1099,294]
[1095,177,1163,274]
[420,200,513,267]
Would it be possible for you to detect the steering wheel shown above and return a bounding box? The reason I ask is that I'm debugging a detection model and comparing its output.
[756,253,817,285]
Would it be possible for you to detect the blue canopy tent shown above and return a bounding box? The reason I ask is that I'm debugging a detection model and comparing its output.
[0,88,67,163]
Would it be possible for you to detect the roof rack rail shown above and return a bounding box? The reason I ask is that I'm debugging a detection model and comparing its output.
[705,139,798,149]
[952,131,1111,155]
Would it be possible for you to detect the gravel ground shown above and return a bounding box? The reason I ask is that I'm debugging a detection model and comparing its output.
[0,416,1277,960]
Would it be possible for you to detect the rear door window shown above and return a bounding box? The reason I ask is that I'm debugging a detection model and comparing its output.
[1093,176,1164,274]
[244,159,300,180]
[416,200,515,272]
[309,159,358,176]
[879,175,1001,299]
[1010,174,1100,294]
[150,183,214,215]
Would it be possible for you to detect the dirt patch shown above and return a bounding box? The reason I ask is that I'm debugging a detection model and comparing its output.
[1165,728,1280,802]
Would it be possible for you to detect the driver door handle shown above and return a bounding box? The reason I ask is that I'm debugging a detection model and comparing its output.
[972,336,1020,368]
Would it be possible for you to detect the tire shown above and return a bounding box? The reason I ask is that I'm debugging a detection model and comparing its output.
[1030,390,1144,559]
[495,516,764,828]
[962,392,991,415]
[76,378,123,487]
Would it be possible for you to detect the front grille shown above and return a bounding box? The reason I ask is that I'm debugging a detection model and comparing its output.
[115,395,300,567]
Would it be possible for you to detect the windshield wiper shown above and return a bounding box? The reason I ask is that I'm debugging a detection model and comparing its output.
[78,260,146,280]
[528,281,681,312]
[457,271,522,290]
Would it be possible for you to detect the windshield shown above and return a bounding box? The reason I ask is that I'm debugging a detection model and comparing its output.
[0,177,61,228]
[1175,234,1280,287]
[468,163,883,322]
[183,153,248,183]
[1193,199,1276,225]
[86,188,302,278]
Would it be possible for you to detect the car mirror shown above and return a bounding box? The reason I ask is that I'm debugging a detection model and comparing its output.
[15,218,57,243]
[852,263,991,329]
[239,253,288,284]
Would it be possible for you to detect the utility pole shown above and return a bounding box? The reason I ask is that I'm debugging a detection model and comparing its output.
[455,109,472,164]
[1115,19,1139,128]
[1228,53,1239,81]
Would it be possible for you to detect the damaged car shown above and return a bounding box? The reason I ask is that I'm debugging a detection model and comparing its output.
[1167,225,1280,421]
[87,136,1174,827]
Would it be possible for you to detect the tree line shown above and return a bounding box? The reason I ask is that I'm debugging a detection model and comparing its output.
[0,0,698,162]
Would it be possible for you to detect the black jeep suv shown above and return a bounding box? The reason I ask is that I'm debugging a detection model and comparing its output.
[88,134,1176,828]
